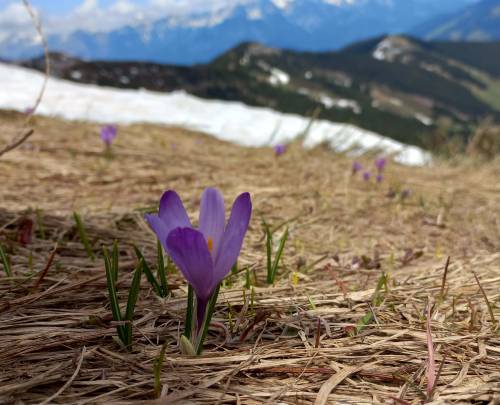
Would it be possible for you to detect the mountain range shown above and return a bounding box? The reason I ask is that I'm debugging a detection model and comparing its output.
[20,35,500,149]
[413,0,500,41]
[0,0,488,65]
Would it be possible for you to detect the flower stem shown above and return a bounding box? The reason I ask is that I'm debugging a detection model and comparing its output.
[196,284,221,355]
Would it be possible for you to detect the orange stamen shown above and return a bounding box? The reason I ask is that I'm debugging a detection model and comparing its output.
[207,237,213,254]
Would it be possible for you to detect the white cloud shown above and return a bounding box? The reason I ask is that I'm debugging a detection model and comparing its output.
[0,2,39,43]
[75,0,99,14]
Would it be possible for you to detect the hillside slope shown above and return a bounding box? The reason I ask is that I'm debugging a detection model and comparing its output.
[20,36,500,149]
[0,111,499,403]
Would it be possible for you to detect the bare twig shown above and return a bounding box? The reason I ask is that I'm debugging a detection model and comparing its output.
[439,256,451,299]
[473,271,498,329]
[33,242,58,289]
[0,0,50,158]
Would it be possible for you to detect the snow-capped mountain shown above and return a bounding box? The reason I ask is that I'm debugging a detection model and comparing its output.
[0,0,477,64]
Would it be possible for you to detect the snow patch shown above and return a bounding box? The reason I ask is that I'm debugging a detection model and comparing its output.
[320,95,361,114]
[373,38,403,62]
[0,63,430,166]
[70,70,83,80]
[415,113,433,126]
[268,68,290,86]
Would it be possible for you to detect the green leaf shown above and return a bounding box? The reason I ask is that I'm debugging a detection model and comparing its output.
[354,272,388,335]
[264,221,273,284]
[184,284,194,340]
[245,267,251,289]
[124,260,143,348]
[180,335,197,356]
[270,227,289,282]
[134,246,163,297]
[154,343,167,397]
[73,212,95,261]
[0,243,12,278]
[36,209,46,239]
[103,247,125,344]
[196,283,220,355]
[157,239,169,297]
[112,240,119,283]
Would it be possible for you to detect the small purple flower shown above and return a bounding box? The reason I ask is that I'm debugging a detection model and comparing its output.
[100,125,117,147]
[352,161,362,175]
[375,157,387,173]
[146,188,252,330]
[376,174,383,184]
[274,144,287,157]
[363,172,371,182]
[25,107,35,115]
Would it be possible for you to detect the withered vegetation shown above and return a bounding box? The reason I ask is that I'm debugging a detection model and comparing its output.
[0,111,499,404]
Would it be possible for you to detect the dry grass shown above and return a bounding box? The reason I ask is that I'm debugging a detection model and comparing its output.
[0,111,499,404]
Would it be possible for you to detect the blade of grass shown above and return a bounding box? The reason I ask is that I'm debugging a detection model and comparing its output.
[154,343,167,398]
[264,222,273,284]
[354,273,387,334]
[196,283,220,355]
[157,239,169,296]
[103,247,125,343]
[134,246,163,297]
[124,260,143,349]
[73,212,95,261]
[112,240,119,283]
[0,243,12,278]
[184,284,194,340]
[245,268,251,289]
[270,227,289,282]
[36,208,46,239]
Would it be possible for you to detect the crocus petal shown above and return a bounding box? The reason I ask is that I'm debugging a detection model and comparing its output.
[199,188,225,259]
[158,190,192,237]
[166,227,214,302]
[214,192,252,283]
[145,214,169,251]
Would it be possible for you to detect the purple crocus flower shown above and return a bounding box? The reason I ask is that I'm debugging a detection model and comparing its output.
[375,157,387,173]
[145,188,252,330]
[376,174,383,184]
[100,125,117,147]
[352,161,362,175]
[363,172,371,182]
[274,144,286,157]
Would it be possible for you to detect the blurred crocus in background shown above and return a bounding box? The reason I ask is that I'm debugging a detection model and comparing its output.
[352,161,362,175]
[363,172,371,182]
[376,174,383,184]
[274,144,287,157]
[146,188,252,331]
[100,125,118,147]
[375,157,387,173]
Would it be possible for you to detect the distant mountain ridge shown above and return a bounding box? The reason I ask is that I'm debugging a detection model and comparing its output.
[19,35,500,149]
[413,0,500,41]
[0,0,477,64]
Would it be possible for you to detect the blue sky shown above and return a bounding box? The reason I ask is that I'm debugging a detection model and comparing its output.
[0,0,224,38]
[27,0,139,14]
